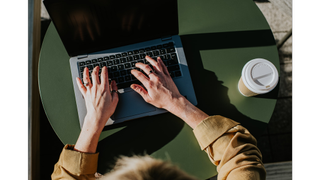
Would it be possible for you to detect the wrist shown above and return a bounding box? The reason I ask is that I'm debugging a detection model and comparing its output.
[165,95,187,114]
[75,117,104,153]
[166,96,209,129]
[83,114,107,132]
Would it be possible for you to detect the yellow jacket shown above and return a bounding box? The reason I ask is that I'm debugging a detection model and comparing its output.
[52,115,266,180]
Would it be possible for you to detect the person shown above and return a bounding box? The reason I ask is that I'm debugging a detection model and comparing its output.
[51,56,266,180]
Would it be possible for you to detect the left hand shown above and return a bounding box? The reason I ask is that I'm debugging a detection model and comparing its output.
[76,66,119,130]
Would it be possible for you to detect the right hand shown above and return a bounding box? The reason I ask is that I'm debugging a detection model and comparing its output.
[131,56,209,128]
[130,56,183,111]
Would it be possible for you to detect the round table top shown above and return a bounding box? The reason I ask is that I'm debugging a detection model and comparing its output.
[39,0,279,178]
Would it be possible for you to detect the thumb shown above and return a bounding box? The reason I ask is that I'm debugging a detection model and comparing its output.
[130,84,150,102]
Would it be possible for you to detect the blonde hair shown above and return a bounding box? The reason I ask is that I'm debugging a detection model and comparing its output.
[100,155,198,180]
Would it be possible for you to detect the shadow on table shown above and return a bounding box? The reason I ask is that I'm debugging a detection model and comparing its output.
[97,112,184,173]
[180,29,277,135]
[96,30,277,174]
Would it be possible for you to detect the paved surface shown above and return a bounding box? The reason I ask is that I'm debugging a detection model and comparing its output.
[254,0,292,164]
[40,0,292,179]
[211,0,294,172]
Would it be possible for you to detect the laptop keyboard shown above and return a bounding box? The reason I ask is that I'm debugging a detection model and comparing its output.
[77,42,182,89]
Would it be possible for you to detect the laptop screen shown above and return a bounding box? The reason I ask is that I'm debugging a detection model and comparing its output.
[44,0,178,57]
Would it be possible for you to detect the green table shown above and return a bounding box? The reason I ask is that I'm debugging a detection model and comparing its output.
[39,0,279,178]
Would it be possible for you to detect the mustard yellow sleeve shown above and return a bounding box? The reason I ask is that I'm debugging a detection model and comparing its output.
[51,144,99,180]
[193,115,266,180]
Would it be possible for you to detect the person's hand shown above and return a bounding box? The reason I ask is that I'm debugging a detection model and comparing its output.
[130,56,183,111]
[131,56,209,129]
[76,66,119,130]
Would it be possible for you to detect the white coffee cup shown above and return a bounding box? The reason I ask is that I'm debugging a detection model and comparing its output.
[238,58,279,97]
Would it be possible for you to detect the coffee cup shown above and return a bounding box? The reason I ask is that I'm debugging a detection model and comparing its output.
[238,58,279,97]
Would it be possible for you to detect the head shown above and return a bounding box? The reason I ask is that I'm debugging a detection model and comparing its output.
[101,155,198,180]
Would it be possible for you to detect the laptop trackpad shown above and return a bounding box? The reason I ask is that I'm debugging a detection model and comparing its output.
[112,90,156,119]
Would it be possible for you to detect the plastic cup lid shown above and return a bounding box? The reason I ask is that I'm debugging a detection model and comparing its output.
[241,58,279,94]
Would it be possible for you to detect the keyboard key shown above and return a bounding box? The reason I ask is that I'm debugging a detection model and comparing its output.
[92,59,97,63]
[120,70,127,76]
[118,77,125,83]
[168,59,178,66]
[79,62,85,66]
[103,56,109,60]
[163,43,169,48]
[146,52,153,57]
[131,62,137,67]
[151,46,156,50]
[133,50,139,54]
[87,65,93,70]
[111,66,118,71]
[124,63,131,68]
[167,47,175,53]
[171,53,177,60]
[127,56,133,62]
[168,65,179,72]
[125,75,131,81]
[140,53,146,59]
[121,52,127,56]
[133,55,140,60]
[153,50,159,56]
[80,66,85,72]
[120,58,126,63]
[107,61,113,66]
[145,47,151,51]
[93,63,100,68]
[108,72,113,79]
[156,45,162,49]
[163,54,170,60]
[86,60,92,64]
[128,51,133,55]
[118,64,124,70]
[139,49,145,53]
[114,59,120,65]
[110,55,115,59]
[101,62,107,67]
[114,71,120,77]
[160,49,166,54]
[98,58,103,62]
[116,54,121,58]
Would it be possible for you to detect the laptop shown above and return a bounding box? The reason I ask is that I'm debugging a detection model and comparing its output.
[43,0,197,128]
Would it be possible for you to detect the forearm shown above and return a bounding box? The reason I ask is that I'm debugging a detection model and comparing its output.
[74,116,104,153]
[166,96,209,129]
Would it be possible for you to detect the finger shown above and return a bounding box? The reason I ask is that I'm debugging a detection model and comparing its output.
[157,57,170,76]
[131,69,150,87]
[91,66,100,85]
[111,80,119,103]
[130,84,150,102]
[83,67,91,87]
[100,66,109,91]
[76,77,87,96]
[145,56,161,72]
[135,62,157,79]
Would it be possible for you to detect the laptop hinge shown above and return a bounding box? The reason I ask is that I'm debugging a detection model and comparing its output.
[161,36,172,41]
[77,54,88,59]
